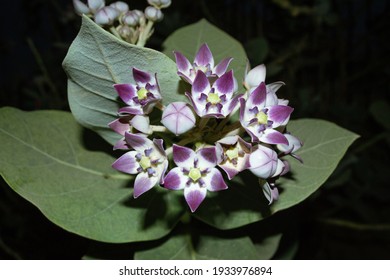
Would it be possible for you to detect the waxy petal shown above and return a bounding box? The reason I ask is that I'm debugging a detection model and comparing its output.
[248,82,267,107]
[214,57,233,77]
[114,84,136,105]
[112,151,139,174]
[261,181,279,205]
[184,186,207,212]
[192,70,211,96]
[130,115,150,134]
[203,168,228,191]
[245,64,266,89]
[194,43,214,68]
[197,147,218,168]
[261,129,289,145]
[132,67,152,85]
[213,70,235,95]
[173,144,196,167]
[108,117,130,135]
[125,132,153,151]
[118,106,144,116]
[133,172,159,198]
[163,167,187,190]
[267,105,293,127]
[161,102,196,135]
[267,81,285,94]
[113,138,128,150]
[174,51,192,75]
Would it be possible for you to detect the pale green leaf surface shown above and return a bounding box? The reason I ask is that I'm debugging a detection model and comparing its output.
[194,119,359,229]
[63,16,184,145]
[0,107,183,243]
[135,233,260,260]
[163,19,248,87]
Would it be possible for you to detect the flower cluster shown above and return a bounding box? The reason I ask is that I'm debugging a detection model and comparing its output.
[110,43,303,212]
[73,0,171,45]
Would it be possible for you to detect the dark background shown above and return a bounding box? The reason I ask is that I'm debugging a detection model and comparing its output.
[1,0,389,259]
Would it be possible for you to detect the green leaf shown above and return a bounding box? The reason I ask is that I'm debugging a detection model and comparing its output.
[0,107,184,243]
[194,119,359,229]
[63,16,184,145]
[135,233,260,260]
[163,19,248,86]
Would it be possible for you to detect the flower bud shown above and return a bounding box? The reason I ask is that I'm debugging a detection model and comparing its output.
[147,0,171,9]
[73,0,90,15]
[88,0,105,13]
[121,11,140,27]
[249,145,284,179]
[110,1,129,13]
[277,133,302,154]
[133,10,146,25]
[94,6,119,25]
[144,6,163,22]
[161,102,196,135]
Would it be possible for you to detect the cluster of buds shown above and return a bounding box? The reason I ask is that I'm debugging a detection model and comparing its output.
[73,0,171,45]
[110,44,303,212]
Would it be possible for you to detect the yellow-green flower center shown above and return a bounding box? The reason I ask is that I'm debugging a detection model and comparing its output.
[137,88,148,100]
[139,156,151,170]
[188,167,202,182]
[226,146,239,161]
[256,111,268,125]
[207,93,221,105]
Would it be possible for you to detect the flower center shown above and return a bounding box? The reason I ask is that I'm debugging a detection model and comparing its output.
[188,167,202,182]
[256,111,268,125]
[207,93,221,105]
[226,146,239,161]
[139,156,151,170]
[137,88,148,100]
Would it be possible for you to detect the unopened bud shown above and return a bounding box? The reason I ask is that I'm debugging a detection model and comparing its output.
[145,6,163,22]
[88,0,105,13]
[73,0,90,15]
[147,0,171,9]
[121,11,140,27]
[94,6,119,25]
[133,10,146,25]
[110,1,129,13]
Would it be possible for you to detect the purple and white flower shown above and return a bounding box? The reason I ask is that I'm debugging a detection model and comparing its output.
[73,0,105,15]
[249,145,285,179]
[244,64,287,105]
[112,133,168,198]
[186,70,242,118]
[108,115,151,150]
[161,102,196,135]
[164,145,228,212]
[216,135,251,180]
[174,43,233,84]
[240,82,293,145]
[114,68,162,116]
[277,133,303,162]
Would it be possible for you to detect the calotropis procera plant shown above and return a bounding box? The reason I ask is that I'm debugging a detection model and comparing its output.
[109,43,297,212]
[0,1,359,260]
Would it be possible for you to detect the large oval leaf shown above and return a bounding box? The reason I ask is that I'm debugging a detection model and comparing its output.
[194,119,359,229]
[0,107,184,243]
[63,16,185,146]
[135,233,260,260]
[163,19,248,87]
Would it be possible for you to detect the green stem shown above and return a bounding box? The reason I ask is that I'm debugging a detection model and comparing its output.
[198,117,210,130]
[109,26,122,40]
[150,125,168,133]
[136,20,154,47]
